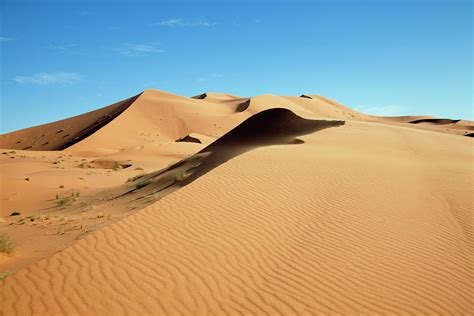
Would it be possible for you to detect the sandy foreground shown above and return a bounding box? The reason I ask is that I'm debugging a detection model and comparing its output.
[0,89,473,315]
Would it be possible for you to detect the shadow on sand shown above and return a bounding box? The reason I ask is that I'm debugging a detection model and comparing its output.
[107,108,345,209]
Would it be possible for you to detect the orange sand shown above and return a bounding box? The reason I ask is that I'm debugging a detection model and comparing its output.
[1,89,472,314]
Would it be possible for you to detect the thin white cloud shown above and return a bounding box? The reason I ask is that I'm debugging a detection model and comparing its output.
[13,72,81,85]
[152,18,216,27]
[0,37,13,42]
[117,43,164,56]
[358,105,407,116]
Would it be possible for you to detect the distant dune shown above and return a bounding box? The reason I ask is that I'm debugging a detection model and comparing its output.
[0,94,140,151]
[0,89,472,315]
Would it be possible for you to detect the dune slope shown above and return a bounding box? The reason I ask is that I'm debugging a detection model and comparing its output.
[0,95,140,151]
[1,111,473,314]
[1,89,473,315]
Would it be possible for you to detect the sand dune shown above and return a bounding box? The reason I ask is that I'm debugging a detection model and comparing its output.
[1,89,470,153]
[0,95,140,151]
[1,89,473,315]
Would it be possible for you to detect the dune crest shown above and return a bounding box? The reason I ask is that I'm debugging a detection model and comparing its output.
[0,94,140,151]
[0,89,473,315]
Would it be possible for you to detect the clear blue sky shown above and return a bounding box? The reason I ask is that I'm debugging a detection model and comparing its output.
[1,0,472,133]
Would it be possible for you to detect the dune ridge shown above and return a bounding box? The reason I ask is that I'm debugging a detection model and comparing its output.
[0,94,140,151]
[1,88,473,315]
[81,108,345,211]
[1,116,472,315]
[1,89,471,153]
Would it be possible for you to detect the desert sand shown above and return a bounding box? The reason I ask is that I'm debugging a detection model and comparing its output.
[0,89,473,315]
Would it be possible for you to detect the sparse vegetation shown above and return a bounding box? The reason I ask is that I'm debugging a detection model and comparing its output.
[175,170,190,182]
[9,211,21,216]
[0,235,15,254]
[113,165,123,171]
[0,271,13,281]
[80,201,93,210]
[56,191,80,207]
[142,194,156,203]
[134,178,153,191]
[59,185,64,188]
[57,195,74,207]
[127,173,145,183]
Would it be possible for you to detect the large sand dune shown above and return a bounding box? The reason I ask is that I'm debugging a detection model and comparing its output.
[1,89,473,315]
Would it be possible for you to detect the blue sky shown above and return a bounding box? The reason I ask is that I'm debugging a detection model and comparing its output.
[1,0,472,133]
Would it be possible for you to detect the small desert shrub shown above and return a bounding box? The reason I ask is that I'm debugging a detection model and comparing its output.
[56,191,80,207]
[0,235,15,254]
[80,201,93,210]
[135,179,153,191]
[113,165,123,171]
[127,173,145,183]
[57,196,73,207]
[175,170,190,182]
[142,194,156,203]
[0,271,13,281]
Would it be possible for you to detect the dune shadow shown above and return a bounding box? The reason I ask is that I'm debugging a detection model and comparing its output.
[235,99,251,112]
[87,108,344,212]
[122,109,342,197]
[179,108,344,186]
[409,118,460,125]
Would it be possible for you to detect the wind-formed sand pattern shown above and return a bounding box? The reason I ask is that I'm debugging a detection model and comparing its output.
[0,89,473,315]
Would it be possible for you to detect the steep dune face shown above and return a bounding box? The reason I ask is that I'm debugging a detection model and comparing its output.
[1,89,470,154]
[66,89,252,154]
[1,119,472,315]
[180,108,344,185]
[80,109,344,215]
[1,88,473,315]
[0,95,140,151]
